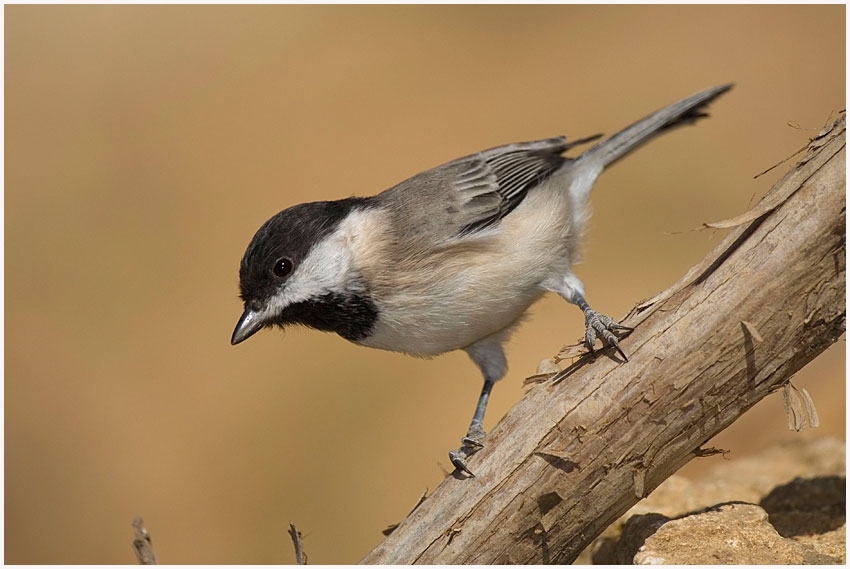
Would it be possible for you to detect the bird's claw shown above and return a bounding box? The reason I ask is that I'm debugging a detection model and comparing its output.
[449,427,486,477]
[584,309,632,361]
[449,449,476,477]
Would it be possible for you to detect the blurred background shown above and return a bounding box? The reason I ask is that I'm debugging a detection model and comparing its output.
[5,5,845,564]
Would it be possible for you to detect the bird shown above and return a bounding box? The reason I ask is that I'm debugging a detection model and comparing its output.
[231,84,732,476]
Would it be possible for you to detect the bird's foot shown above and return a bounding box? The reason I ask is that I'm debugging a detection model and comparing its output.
[584,308,632,361]
[448,425,486,477]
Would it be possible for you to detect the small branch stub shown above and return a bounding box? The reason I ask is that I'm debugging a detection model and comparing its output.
[288,523,307,565]
[131,516,158,565]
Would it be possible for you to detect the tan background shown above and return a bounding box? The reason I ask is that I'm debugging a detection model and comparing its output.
[5,5,845,564]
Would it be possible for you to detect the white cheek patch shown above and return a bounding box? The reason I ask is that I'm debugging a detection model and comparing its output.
[263,208,379,315]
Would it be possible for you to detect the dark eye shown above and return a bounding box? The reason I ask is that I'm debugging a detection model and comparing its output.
[272,257,294,278]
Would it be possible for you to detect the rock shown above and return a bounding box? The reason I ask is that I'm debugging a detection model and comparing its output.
[633,503,838,565]
[582,436,845,564]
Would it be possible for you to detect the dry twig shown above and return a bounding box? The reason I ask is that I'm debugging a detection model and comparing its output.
[131,516,158,565]
[288,523,307,564]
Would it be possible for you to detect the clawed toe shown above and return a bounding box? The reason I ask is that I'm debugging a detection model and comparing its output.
[584,309,632,361]
[449,449,476,477]
[449,429,486,477]
[461,425,486,447]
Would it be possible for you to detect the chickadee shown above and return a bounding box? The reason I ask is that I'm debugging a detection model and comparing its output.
[232,84,732,475]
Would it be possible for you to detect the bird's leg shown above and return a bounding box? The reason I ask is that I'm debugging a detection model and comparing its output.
[544,273,632,360]
[451,336,508,477]
[573,292,632,361]
[449,378,494,477]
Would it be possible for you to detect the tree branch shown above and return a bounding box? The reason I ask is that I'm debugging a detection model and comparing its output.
[362,114,846,564]
[288,523,307,564]
[131,516,158,565]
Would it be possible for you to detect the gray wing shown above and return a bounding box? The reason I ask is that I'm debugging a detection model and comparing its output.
[380,134,601,240]
[455,137,568,234]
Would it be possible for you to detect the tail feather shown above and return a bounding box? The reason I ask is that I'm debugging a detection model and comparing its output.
[581,83,733,169]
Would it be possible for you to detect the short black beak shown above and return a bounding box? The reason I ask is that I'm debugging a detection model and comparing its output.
[231,307,265,345]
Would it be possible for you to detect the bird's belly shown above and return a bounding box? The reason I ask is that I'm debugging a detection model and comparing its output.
[358,286,545,356]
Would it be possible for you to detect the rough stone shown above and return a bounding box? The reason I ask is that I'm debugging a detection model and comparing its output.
[580,436,845,564]
[633,503,840,565]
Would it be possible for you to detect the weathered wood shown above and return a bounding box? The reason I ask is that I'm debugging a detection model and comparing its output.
[362,115,846,564]
[288,523,307,565]
[131,517,158,565]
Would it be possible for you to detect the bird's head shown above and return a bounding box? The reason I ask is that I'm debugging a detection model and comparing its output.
[231,198,378,345]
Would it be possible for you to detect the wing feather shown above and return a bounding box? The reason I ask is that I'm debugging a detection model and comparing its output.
[456,137,571,233]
